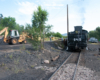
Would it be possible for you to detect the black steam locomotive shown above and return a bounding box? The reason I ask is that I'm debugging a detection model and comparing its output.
[66,26,88,50]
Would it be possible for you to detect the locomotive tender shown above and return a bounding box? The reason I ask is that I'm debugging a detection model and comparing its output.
[66,26,88,50]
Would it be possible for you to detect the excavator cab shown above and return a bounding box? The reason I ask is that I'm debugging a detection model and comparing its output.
[6,30,20,44]
[8,30,26,44]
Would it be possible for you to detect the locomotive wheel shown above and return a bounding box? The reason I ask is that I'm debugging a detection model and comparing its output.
[11,38,17,45]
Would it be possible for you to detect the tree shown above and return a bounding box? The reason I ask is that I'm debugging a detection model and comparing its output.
[24,6,53,50]
[54,32,63,38]
[45,32,62,38]
[0,16,25,35]
[0,17,16,30]
[89,26,100,40]
[32,6,48,49]
[45,25,53,34]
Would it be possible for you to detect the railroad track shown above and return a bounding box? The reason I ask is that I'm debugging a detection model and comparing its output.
[49,52,81,80]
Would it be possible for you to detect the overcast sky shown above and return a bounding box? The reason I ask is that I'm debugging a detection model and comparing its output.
[0,0,100,34]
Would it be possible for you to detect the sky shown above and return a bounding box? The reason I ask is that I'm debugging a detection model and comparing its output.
[0,0,100,34]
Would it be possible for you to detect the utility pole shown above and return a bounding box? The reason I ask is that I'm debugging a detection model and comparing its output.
[67,5,69,46]
[67,5,69,35]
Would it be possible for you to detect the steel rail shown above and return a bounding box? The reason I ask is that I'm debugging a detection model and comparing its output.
[72,52,81,80]
[48,53,72,80]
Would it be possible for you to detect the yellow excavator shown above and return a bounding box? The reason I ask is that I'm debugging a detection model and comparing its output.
[0,27,27,44]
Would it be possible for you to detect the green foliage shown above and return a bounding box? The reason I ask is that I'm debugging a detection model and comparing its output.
[89,26,100,40]
[63,36,67,38]
[54,32,62,38]
[0,16,25,35]
[27,39,40,50]
[0,16,16,29]
[15,24,24,34]
[25,6,52,50]
[32,6,48,33]
[45,25,53,34]
[45,32,55,37]
[46,32,62,38]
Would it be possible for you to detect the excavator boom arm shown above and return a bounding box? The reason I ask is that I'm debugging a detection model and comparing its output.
[0,27,8,42]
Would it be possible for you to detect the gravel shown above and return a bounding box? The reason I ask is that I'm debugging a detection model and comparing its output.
[50,63,99,80]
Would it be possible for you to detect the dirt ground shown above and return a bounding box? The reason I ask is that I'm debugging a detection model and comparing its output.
[0,40,100,80]
[84,43,100,79]
[0,40,71,80]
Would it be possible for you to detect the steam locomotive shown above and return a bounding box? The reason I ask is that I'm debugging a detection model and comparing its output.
[66,26,88,51]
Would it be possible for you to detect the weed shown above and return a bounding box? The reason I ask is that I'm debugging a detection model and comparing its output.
[51,47,60,51]
[0,63,6,67]
[20,50,22,53]
[14,66,19,73]
[14,66,25,73]
[30,65,35,68]
[2,63,5,66]
[20,44,25,50]
[9,54,13,59]
[41,68,44,70]
[26,50,31,54]
[5,66,8,70]
[37,55,40,59]
[11,68,14,71]
[18,68,25,73]
[5,55,6,58]
[14,57,20,65]
[97,58,100,60]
